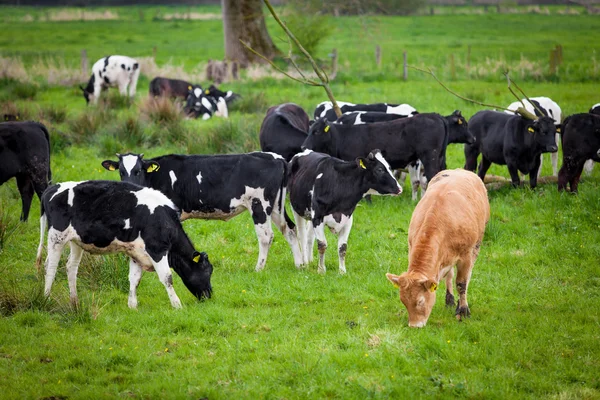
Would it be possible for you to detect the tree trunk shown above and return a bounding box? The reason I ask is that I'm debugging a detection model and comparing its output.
[221,0,279,67]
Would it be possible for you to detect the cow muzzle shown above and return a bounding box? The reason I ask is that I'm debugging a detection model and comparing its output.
[546,145,558,153]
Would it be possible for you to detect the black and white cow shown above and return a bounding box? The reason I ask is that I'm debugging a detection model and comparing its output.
[80,55,140,105]
[206,84,240,105]
[36,180,213,309]
[149,77,193,99]
[465,110,557,188]
[259,103,310,161]
[288,149,402,274]
[314,101,418,122]
[334,111,410,125]
[184,85,228,120]
[557,113,600,192]
[301,113,449,191]
[505,97,562,177]
[102,152,302,271]
[0,121,51,221]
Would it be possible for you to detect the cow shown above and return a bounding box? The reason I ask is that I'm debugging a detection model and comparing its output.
[301,113,450,193]
[101,152,302,271]
[206,84,240,105]
[583,103,600,175]
[386,169,490,328]
[505,97,562,177]
[80,55,140,105]
[0,121,51,221]
[288,149,402,274]
[35,180,213,309]
[259,103,310,161]
[184,85,228,120]
[149,77,193,99]
[314,101,418,122]
[557,113,600,192]
[464,110,557,188]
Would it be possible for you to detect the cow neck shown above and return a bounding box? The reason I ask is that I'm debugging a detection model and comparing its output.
[167,228,195,276]
[408,227,443,280]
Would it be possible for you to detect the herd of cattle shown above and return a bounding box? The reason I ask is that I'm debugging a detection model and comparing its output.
[1,54,600,327]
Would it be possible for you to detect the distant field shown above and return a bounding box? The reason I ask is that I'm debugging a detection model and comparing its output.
[1,5,599,400]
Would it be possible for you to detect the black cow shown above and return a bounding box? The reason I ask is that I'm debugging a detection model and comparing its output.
[184,85,228,120]
[102,152,302,271]
[557,113,600,192]
[334,111,409,125]
[36,180,213,309]
[464,111,557,188]
[301,113,450,189]
[0,121,51,221]
[314,101,418,122]
[288,149,402,274]
[149,77,193,99]
[259,103,310,161]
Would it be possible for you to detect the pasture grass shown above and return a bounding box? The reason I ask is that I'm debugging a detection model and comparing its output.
[0,5,600,399]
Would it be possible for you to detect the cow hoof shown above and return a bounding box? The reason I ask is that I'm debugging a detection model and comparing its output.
[445,292,455,307]
[455,306,471,320]
[317,267,326,274]
[338,268,346,275]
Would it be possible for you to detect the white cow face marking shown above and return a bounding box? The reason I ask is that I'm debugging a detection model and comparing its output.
[50,181,83,206]
[169,170,177,189]
[123,218,131,229]
[121,154,140,177]
[316,173,323,179]
[131,187,176,214]
[193,88,202,98]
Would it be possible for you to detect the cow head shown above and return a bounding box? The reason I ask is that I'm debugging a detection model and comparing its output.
[386,272,437,328]
[208,84,240,103]
[360,150,402,196]
[173,251,213,300]
[528,116,558,153]
[302,118,335,154]
[101,153,160,186]
[184,85,216,120]
[80,74,96,105]
[446,110,474,144]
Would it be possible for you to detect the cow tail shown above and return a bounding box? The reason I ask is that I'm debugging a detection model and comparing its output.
[39,123,52,183]
[35,203,47,271]
[440,114,450,170]
[278,158,296,230]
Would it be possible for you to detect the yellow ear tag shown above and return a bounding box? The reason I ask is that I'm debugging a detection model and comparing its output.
[16,116,19,120]
[392,282,399,288]
[188,85,192,90]
[528,127,534,133]
[147,164,160,173]
[205,89,210,95]
[430,282,438,292]
[324,125,330,133]
[359,159,366,169]
[193,254,201,263]
[557,127,561,133]
[457,119,462,125]
[108,165,116,171]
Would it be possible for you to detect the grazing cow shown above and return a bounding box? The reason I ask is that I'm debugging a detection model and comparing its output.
[301,113,449,191]
[557,113,600,192]
[184,85,228,120]
[149,77,192,99]
[288,149,402,274]
[80,55,140,105]
[315,101,418,122]
[36,180,213,309]
[102,152,302,271]
[334,111,409,125]
[464,111,557,188]
[505,97,562,177]
[0,121,51,221]
[259,103,310,161]
[386,169,490,328]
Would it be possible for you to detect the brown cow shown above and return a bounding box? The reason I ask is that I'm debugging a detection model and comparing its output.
[386,169,490,328]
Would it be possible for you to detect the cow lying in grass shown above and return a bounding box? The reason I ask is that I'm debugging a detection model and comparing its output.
[36,180,213,309]
[184,84,228,120]
[149,77,192,99]
[386,169,489,327]
[80,55,140,105]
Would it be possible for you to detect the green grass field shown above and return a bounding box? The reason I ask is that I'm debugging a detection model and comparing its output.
[1,6,600,399]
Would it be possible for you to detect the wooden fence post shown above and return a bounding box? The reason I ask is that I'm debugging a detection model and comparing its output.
[403,51,408,81]
[81,49,88,74]
[375,45,381,69]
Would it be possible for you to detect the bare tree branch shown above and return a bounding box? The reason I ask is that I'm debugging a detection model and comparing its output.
[505,72,547,117]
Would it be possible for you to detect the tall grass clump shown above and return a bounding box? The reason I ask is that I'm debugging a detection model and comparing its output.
[77,254,129,294]
[140,96,184,124]
[0,280,51,317]
[187,117,261,154]
[67,106,112,144]
[227,92,269,115]
[0,100,34,121]
[0,199,23,251]
[38,103,67,124]
[0,78,37,101]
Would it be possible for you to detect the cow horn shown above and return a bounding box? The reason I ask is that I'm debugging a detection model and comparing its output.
[139,153,144,159]
[115,153,121,158]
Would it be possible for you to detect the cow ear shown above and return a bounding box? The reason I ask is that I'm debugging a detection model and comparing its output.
[144,161,160,173]
[422,279,438,293]
[386,273,401,288]
[192,251,207,264]
[453,110,461,117]
[527,125,536,133]
[356,157,367,170]
[101,160,119,171]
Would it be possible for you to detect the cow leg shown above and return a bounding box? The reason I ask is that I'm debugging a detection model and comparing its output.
[529,155,542,188]
[128,68,140,98]
[293,211,309,266]
[313,221,328,274]
[455,244,480,321]
[253,217,274,272]
[127,258,143,309]
[118,81,128,96]
[306,219,315,264]
[336,215,353,275]
[16,174,34,221]
[506,164,521,187]
[408,162,420,201]
[569,159,587,193]
[463,143,479,172]
[92,83,102,105]
[444,267,455,307]
[151,253,182,309]
[271,210,303,269]
[535,154,544,180]
[477,156,493,183]
[583,159,594,176]
[65,243,84,307]
[44,234,67,298]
